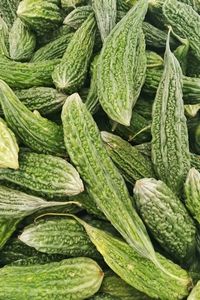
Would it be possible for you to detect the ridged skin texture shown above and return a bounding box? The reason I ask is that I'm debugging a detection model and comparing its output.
[14,87,67,115]
[0,238,65,266]
[85,54,100,114]
[0,17,9,56]
[31,32,73,62]
[0,80,65,155]
[134,178,197,263]
[19,217,100,259]
[89,294,120,300]
[0,257,104,300]
[79,220,192,300]
[17,0,62,33]
[146,51,163,68]
[63,5,93,29]
[101,131,155,184]
[185,168,200,224]
[0,151,84,198]
[151,34,190,195]
[61,0,87,8]
[0,56,60,89]
[100,273,151,300]
[61,93,159,268]
[188,281,200,300]
[0,0,20,28]
[179,0,200,12]
[92,0,117,42]
[0,118,19,169]
[52,14,96,93]
[97,0,148,126]
[163,0,200,60]
[145,67,200,104]
[9,18,36,61]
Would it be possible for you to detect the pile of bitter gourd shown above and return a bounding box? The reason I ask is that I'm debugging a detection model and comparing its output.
[1,0,200,299]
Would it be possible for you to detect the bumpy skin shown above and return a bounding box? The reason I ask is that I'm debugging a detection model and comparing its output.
[19,217,100,259]
[101,131,155,184]
[0,80,65,155]
[97,0,148,126]
[0,56,59,89]
[9,18,36,61]
[61,93,159,269]
[92,0,117,42]
[146,51,163,68]
[0,185,74,249]
[79,220,192,300]
[100,272,151,300]
[188,281,200,300]
[179,0,200,12]
[163,0,200,61]
[0,238,65,266]
[134,178,197,263]
[63,5,93,29]
[185,168,200,224]
[89,294,120,300]
[31,32,73,62]
[61,0,87,8]
[52,14,96,93]
[144,67,200,104]
[0,17,9,56]
[0,151,84,198]
[151,33,190,195]
[17,0,62,33]
[14,87,66,115]
[0,257,104,300]
[0,118,19,169]
[0,0,20,28]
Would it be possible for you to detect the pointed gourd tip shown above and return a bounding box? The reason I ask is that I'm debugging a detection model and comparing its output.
[100,131,111,142]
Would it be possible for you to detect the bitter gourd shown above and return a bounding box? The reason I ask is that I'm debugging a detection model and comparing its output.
[134,178,197,263]
[146,50,163,68]
[17,0,63,33]
[14,87,66,115]
[151,31,190,195]
[92,0,117,42]
[97,0,148,126]
[63,5,93,29]
[0,0,20,28]
[0,151,84,198]
[0,56,60,89]
[10,254,66,267]
[0,80,66,156]
[61,93,163,271]
[52,14,96,93]
[0,257,104,299]
[101,131,155,184]
[31,32,73,62]
[0,17,9,56]
[9,18,36,61]
[89,294,120,300]
[0,118,19,170]
[61,0,87,9]
[188,281,200,300]
[163,0,200,61]
[72,217,192,300]
[184,168,200,224]
[0,185,74,249]
[19,216,100,259]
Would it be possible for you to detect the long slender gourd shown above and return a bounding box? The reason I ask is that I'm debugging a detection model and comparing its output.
[19,217,101,260]
[0,257,104,299]
[0,17,9,56]
[0,118,19,169]
[61,93,164,271]
[163,0,200,61]
[0,151,84,198]
[70,216,192,300]
[184,168,200,224]
[0,56,60,89]
[0,0,20,28]
[92,0,117,42]
[14,87,67,115]
[101,131,155,184]
[0,80,65,156]
[134,178,197,264]
[9,18,36,61]
[97,0,148,126]
[0,185,75,249]
[52,14,96,93]
[151,31,190,195]
[63,5,93,29]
